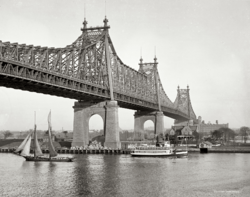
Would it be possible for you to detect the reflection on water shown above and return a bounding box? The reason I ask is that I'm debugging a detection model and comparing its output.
[0,153,250,197]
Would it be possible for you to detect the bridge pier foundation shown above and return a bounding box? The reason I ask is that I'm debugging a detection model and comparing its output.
[104,101,121,149]
[155,111,164,135]
[134,111,164,140]
[72,102,93,147]
[71,101,121,149]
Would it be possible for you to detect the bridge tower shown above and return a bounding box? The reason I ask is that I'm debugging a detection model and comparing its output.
[72,17,121,149]
[134,57,164,140]
[174,85,196,126]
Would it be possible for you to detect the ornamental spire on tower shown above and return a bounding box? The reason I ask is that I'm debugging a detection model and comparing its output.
[154,56,157,63]
[154,46,158,65]
[104,16,108,27]
[82,0,87,30]
[82,18,88,29]
[140,57,143,64]
[140,47,143,64]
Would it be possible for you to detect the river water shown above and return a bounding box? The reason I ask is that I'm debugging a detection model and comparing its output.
[0,153,250,197]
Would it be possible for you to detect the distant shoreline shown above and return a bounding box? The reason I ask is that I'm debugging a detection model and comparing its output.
[178,147,250,153]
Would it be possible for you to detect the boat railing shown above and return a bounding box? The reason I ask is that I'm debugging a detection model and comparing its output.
[135,147,171,150]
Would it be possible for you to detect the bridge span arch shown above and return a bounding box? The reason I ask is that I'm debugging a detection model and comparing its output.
[72,101,121,148]
[134,110,164,141]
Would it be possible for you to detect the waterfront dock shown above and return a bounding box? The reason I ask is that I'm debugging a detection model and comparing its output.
[179,147,250,153]
[1,147,250,154]
[0,148,132,154]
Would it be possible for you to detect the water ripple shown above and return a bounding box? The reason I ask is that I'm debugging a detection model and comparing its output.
[0,153,250,196]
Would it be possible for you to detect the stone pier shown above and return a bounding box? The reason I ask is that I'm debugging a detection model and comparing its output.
[72,100,121,149]
[104,101,121,149]
[155,111,164,135]
[134,111,164,140]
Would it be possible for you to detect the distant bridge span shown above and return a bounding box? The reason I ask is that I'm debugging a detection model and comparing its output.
[0,17,196,148]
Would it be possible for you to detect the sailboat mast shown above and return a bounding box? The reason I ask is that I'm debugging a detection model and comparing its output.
[186,137,188,152]
[34,111,36,158]
[48,110,51,160]
[49,118,51,160]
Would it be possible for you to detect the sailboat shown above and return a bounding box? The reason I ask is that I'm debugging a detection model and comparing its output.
[14,112,73,162]
[14,130,33,155]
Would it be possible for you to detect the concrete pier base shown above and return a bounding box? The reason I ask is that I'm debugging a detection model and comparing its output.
[134,111,155,140]
[72,100,121,149]
[155,111,164,135]
[104,101,121,149]
[134,110,164,139]
[72,102,89,147]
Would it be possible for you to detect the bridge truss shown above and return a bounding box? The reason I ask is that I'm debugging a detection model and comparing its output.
[0,17,196,121]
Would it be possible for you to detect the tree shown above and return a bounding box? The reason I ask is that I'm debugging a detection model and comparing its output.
[3,131,13,139]
[192,131,200,144]
[62,131,68,134]
[239,127,250,144]
[211,130,223,141]
[165,133,169,141]
[218,127,235,143]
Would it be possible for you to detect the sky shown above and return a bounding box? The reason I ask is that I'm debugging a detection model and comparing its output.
[0,0,249,131]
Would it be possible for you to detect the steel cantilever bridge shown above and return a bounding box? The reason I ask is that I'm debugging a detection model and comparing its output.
[0,17,196,121]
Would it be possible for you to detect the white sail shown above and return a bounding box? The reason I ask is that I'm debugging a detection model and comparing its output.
[20,135,32,156]
[34,124,43,157]
[48,111,58,157]
[15,131,33,153]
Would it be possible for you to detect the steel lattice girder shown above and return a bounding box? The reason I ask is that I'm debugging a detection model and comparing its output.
[0,20,196,121]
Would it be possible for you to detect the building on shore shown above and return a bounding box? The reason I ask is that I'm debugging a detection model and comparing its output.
[55,132,73,142]
[169,125,199,140]
[169,116,229,139]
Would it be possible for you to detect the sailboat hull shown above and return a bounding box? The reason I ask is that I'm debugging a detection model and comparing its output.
[13,151,21,156]
[23,156,73,162]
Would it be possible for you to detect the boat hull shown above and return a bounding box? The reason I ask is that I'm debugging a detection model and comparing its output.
[131,151,188,157]
[23,156,73,162]
[175,151,188,158]
[12,152,21,156]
